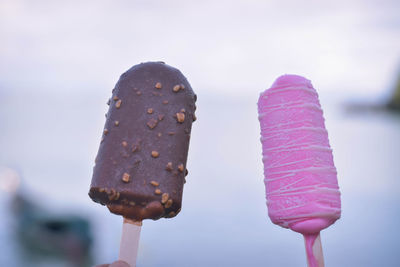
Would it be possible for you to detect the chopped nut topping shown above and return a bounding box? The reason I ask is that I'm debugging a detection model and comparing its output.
[122,173,131,183]
[168,211,176,217]
[163,100,169,104]
[98,188,105,192]
[155,189,162,195]
[165,199,173,208]
[173,85,181,92]
[151,151,159,158]
[136,91,142,96]
[168,132,175,135]
[129,201,136,206]
[150,181,159,187]
[158,114,165,121]
[147,108,154,114]
[113,96,119,101]
[166,162,173,171]
[103,129,109,135]
[155,82,162,89]
[122,141,128,147]
[115,99,122,108]
[180,108,186,113]
[114,121,120,126]
[108,189,119,200]
[147,119,158,129]
[161,193,169,204]
[178,164,184,172]
[157,132,162,137]
[132,143,139,152]
[176,112,185,123]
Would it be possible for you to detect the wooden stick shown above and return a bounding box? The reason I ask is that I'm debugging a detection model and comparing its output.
[118,218,142,267]
[303,232,324,267]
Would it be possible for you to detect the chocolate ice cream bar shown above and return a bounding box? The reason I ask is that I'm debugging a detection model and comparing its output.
[89,62,197,221]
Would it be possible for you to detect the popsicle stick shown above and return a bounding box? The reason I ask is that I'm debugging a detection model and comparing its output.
[118,218,142,267]
[303,232,324,267]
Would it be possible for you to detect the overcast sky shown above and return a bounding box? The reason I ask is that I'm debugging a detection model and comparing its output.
[1,3,400,265]
[1,0,399,97]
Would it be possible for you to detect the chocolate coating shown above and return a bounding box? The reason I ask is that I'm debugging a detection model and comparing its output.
[89,62,197,221]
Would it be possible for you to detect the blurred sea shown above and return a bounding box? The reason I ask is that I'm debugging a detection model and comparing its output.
[0,89,399,266]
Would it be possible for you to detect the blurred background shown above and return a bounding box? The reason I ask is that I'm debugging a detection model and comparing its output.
[1,0,399,266]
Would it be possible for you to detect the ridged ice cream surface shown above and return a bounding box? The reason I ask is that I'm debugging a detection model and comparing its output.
[258,74,341,234]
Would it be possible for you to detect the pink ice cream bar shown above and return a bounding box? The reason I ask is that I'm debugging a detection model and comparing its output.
[258,75,341,266]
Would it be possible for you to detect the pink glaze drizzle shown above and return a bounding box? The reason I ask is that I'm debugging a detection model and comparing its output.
[258,74,341,235]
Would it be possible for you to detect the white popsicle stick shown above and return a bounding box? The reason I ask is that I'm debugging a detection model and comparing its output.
[118,218,142,267]
[304,233,325,267]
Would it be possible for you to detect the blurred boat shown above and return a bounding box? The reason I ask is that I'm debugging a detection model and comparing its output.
[387,74,400,111]
[1,167,93,266]
[11,193,93,266]
[345,73,400,114]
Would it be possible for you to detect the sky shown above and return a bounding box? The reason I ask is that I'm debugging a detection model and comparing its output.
[0,0,400,98]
